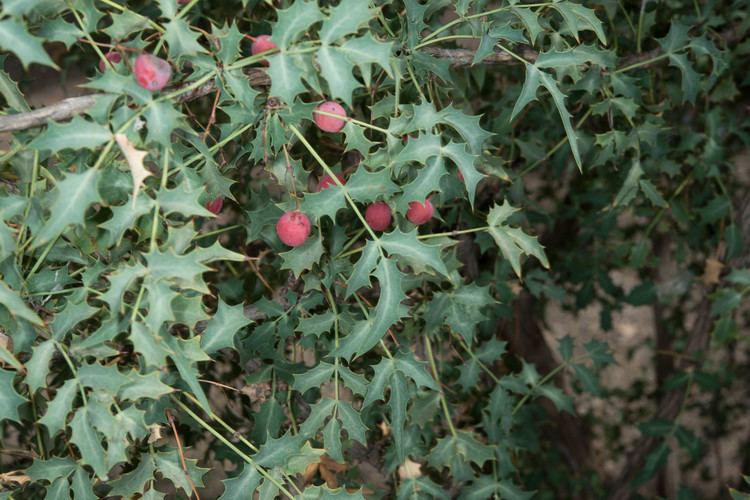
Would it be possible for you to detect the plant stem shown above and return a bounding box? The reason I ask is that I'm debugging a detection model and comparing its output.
[424,335,458,437]
[288,125,385,255]
[313,109,391,135]
[193,224,243,241]
[413,35,479,51]
[171,396,296,499]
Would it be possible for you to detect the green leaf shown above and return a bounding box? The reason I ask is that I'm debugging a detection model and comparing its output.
[0,368,26,423]
[267,52,308,104]
[429,430,495,470]
[39,379,78,435]
[253,432,305,468]
[0,19,57,69]
[70,407,109,479]
[397,156,448,212]
[154,451,208,495]
[346,167,400,203]
[71,466,96,500]
[25,340,56,393]
[273,0,325,49]
[336,258,408,360]
[510,63,541,122]
[201,299,252,354]
[29,116,111,152]
[164,18,206,58]
[336,401,367,444]
[25,456,76,482]
[145,101,184,146]
[346,239,380,297]
[538,70,582,171]
[317,45,360,107]
[0,65,29,112]
[0,279,44,326]
[667,53,700,104]
[107,454,155,497]
[300,186,347,223]
[380,228,449,277]
[319,0,373,44]
[280,233,325,277]
[293,361,335,393]
[535,45,615,69]
[553,2,607,45]
[34,168,103,248]
[157,180,214,218]
[338,33,394,79]
[220,464,261,499]
[100,194,154,247]
[118,370,173,400]
[487,201,549,278]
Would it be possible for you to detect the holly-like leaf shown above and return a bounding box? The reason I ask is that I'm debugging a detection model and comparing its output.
[336,258,408,360]
[0,18,57,69]
[25,340,56,393]
[487,201,549,278]
[346,239,380,297]
[34,168,103,248]
[70,407,109,479]
[0,368,26,423]
[552,2,607,45]
[380,228,449,277]
[319,0,373,44]
[280,234,325,277]
[154,451,208,496]
[0,279,44,326]
[164,18,206,59]
[29,116,111,152]
[201,299,252,354]
[39,379,78,435]
[272,0,325,49]
[220,464,261,499]
[317,45,360,107]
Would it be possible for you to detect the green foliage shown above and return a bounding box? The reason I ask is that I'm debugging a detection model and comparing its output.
[0,0,747,498]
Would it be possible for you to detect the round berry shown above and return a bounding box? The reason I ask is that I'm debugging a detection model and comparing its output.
[134,53,172,92]
[206,196,224,215]
[365,202,392,232]
[251,35,277,66]
[98,51,122,72]
[313,101,347,133]
[406,198,435,225]
[276,210,311,247]
[316,173,346,192]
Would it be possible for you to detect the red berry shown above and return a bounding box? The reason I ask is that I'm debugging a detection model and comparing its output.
[276,210,311,247]
[365,202,392,231]
[206,196,224,215]
[406,198,435,225]
[98,51,122,72]
[251,35,277,66]
[134,53,172,92]
[313,101,347,133]
[316,173,346,192]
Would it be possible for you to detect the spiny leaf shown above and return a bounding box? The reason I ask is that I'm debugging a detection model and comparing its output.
[0,18,57,69]
[0,368,26,423]
[201,299,252,354]
[34,168,103,248]
[0,280,44,326]
[487,201,549,278]
[336,258,408,360]
[29,115,111,152]
[319,0,373,44]
[380,228,449,277]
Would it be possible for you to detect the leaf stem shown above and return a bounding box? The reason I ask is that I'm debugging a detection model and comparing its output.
[170,395,296,499]
[424,335,458,437]
[313,109,391,135]
[413,35,479,51]
[288,124,384,255]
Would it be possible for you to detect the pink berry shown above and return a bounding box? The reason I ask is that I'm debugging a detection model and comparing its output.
[276,210,311,247]
[206,197,224,215]
[316,173,346,192]
[251,35,277,66]
[365,202,392,231]
[98,51,122,72]
[134,53,172,92]
[313,101,347,133]
[406,198,435,225]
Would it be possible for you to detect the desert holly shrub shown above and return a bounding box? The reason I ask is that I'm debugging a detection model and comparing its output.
[0,0,748,498]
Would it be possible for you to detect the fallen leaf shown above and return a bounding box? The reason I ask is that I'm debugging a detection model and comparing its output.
[0,471,31,486]
[114,133,151,204]
[398,458,422,480]
[702,257,723,285]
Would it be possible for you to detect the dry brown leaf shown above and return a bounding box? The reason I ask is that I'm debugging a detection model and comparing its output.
[114,133,151,204]
[379,420,390,437]
[702,257,723,285]
[148,424,165,444]
[398,458,422,480]
[0,471,31,486]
